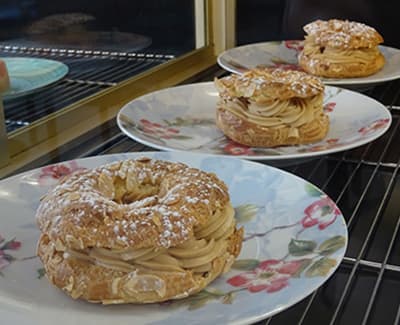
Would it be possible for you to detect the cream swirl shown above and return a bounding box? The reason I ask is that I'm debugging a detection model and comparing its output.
[302,40,382,65]
[219,93,324,137]
[62,204,236,274]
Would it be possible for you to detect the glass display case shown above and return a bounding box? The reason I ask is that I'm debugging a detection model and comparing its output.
[0,0,234,172]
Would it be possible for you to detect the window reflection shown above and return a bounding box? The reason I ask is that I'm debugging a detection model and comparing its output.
[236,0,400,48]
[0,0,198,55]
[0,1,204,134]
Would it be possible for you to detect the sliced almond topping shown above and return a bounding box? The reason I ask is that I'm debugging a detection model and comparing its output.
[152,213,162,227]
[68,192,80,201]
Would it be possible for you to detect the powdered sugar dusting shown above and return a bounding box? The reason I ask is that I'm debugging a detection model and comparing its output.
[36,158,229,250]
[304,19,383,49]
[216,68,324,101]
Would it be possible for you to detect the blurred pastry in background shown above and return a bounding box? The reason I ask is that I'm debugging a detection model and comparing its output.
[0,60,10,93]
[26,13,95,35]
[298,19,385,78]
[214,68,329,147]
[21,13,151,52]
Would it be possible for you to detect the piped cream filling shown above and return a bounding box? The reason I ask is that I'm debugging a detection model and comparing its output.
[62,204,236,274]
[220,93,324,137]
[302,40,381,65]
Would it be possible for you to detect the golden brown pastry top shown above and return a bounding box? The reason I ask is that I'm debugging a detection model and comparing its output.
[35,158,229,251]
[303,19,384,49]
[215,68,324,101]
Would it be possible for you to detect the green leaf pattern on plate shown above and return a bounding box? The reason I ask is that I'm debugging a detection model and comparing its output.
[232,259,260,270]
[318,235,347,256]
[305,257,338,277]
[305,183,323,197]
[288,239,317,256]
[234,204,259,223]
[167,184,346,310]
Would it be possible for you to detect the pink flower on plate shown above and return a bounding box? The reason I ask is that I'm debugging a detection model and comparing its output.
[303,144,330,152]
[227,259,303,293]
[326,138,339,145]
[302,139,340,153]
[1,238,22,251]
[301,196,341,230]
[284,40,304,52]
[358,118,390,136]
[3,240,21,250]
[38,160,85,186]
[324,102,336,113]
[223,141,255,156]
[139,119,180,139]
[270,62,304,72]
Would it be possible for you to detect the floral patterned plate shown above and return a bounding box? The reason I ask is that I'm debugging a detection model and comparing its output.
[217,41,400,86]
[0,151,347,325]
[117,82,391,160]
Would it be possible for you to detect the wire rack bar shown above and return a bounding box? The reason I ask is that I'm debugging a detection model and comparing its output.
[269,84,398,324]
[329,120,400,325]
[362,207,400,324]
[2,47,172,133]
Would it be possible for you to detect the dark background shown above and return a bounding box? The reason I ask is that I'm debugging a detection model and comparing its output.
[0,1,399,52]
[237,0,400,48]
[0,0,196,54]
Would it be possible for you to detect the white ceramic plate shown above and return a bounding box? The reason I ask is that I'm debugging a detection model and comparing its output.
[117,82,391,160]
[0,152,347,325]
[2,57,69,100]
[217,41,400,86]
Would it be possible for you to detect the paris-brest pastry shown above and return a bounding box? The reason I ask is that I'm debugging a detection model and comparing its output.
[36,158,243,304]
[298,19,385,78]
[215,68,329,147]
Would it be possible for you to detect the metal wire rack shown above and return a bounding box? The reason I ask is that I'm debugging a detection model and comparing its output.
[10,66,400,324]
[1,45,174,133]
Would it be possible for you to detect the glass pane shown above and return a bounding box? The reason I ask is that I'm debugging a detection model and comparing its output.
[236,0,399,47]
[236,0,286,45]
[0,0,201,55]
[0,0,207,134]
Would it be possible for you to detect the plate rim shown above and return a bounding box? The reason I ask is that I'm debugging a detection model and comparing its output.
[0,151,348,325]
[2,56,69,100]
[116,81,392,161]
[217,41,400,85]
